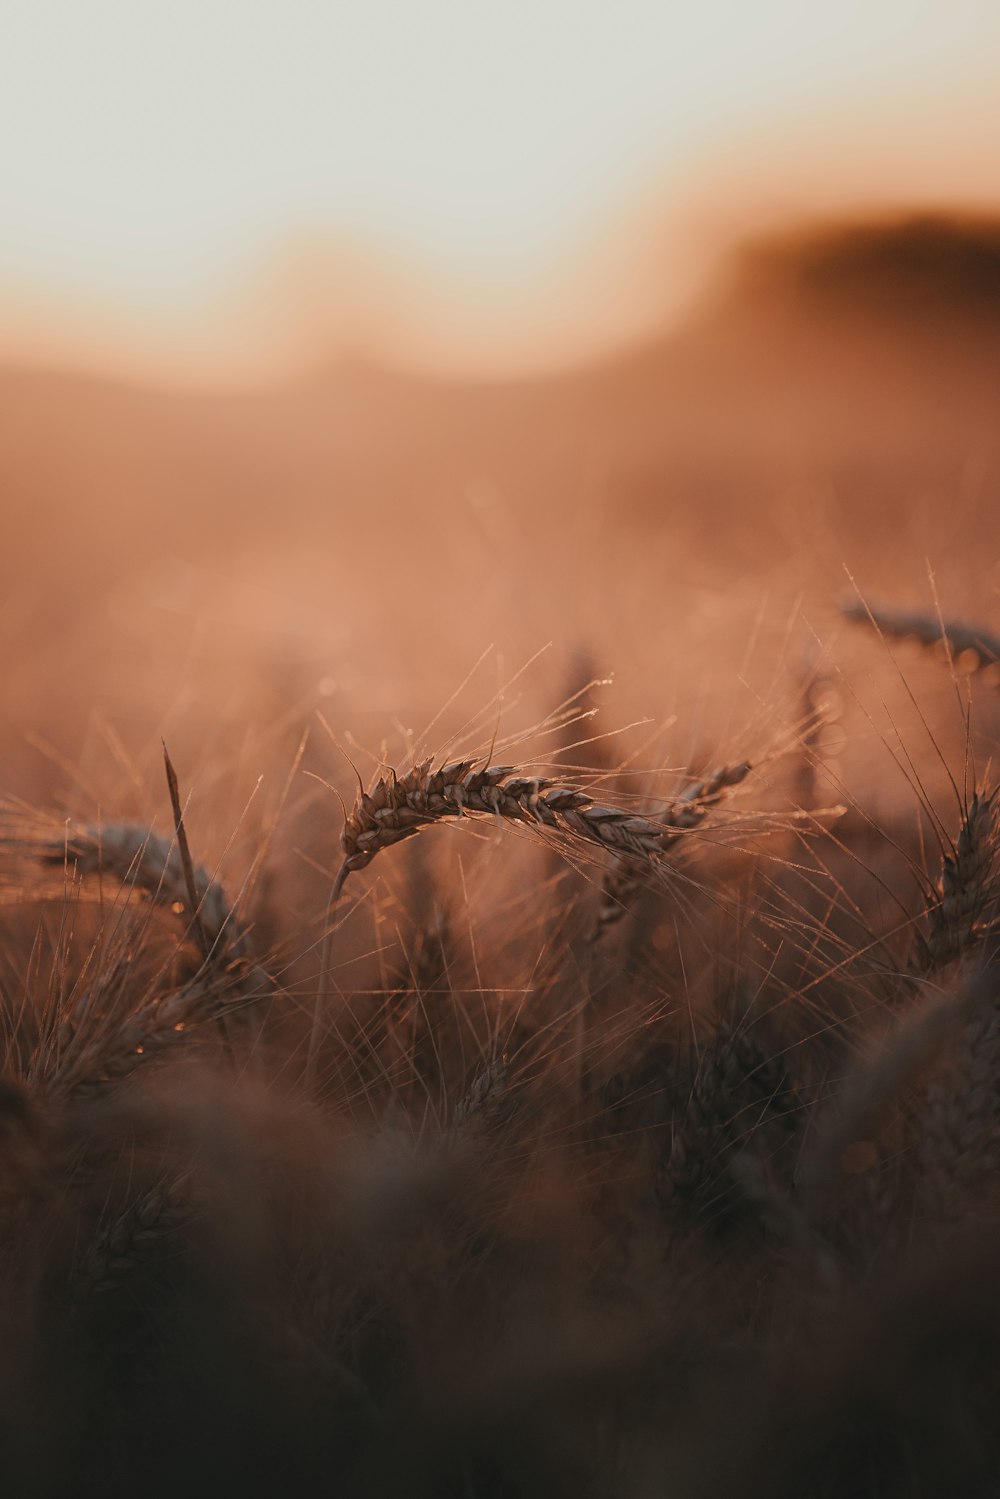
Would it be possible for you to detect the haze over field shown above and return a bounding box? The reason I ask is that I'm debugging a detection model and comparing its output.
[3,0,1000,380]
[4,208,1000,812]
[3,0,999,813]
[6,11,1000,1496]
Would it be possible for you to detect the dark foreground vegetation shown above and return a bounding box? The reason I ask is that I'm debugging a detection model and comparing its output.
[2,600,1000,1497]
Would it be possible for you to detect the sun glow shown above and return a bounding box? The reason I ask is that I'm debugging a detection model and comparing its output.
[2,0,999,379]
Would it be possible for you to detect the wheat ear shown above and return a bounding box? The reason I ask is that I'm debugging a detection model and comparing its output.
[331,757,675,902]
[911,790,1000,973]
[40,823,253,962]
[593,761,752,937]
[840,597,1000,670]
[38,816,275,1065]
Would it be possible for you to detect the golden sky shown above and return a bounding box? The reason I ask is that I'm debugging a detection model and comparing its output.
[2,0,999,379]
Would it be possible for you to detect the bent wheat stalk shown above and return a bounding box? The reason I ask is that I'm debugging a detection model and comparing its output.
[593,761,752,938]
[331,757,673,902]
[38,822,274,1041]
[839,598,1000,669]
[40,824,253,962]
[33,818,275,1093]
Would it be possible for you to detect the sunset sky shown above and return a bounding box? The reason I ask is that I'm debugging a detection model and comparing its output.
[2,0,999,378]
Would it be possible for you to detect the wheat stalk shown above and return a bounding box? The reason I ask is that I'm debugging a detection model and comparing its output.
[39,823,253,962]
[592,761,752,938]
[331,756,677,902]
[36,818,276,1079]
[840,597,1000,669]
[911,790,1000,973]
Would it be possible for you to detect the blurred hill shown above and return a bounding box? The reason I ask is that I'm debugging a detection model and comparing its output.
[726,212,1000,322]
[3,208,1000,805]
[4,210,998,587]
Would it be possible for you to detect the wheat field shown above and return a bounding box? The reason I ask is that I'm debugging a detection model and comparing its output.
[3,217,1000,1497]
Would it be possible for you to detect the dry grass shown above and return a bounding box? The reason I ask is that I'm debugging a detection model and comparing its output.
[2,589,999,1497]
[332,756,679,900]
[6,207,1000,1492]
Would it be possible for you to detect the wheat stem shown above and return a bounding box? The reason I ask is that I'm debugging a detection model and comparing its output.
[332,756,677,902]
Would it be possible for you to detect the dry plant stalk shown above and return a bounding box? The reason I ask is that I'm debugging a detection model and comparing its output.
[593,761,752,937]
[40,822,253,962]
[332,756,679,902]
[32,763,275,1095]
[793,655,842,811]
[840,597,1000,670]
[32,823,270,1095]
[163,744,212,960]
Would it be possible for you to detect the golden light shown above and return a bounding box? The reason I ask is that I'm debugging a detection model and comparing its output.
[1,1,999,378]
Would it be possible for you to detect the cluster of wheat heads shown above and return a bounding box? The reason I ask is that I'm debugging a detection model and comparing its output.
[2,617,1000,1497]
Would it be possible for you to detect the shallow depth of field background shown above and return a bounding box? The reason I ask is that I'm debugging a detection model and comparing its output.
[5,15,1000,1496]
[2,0,1000,840]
